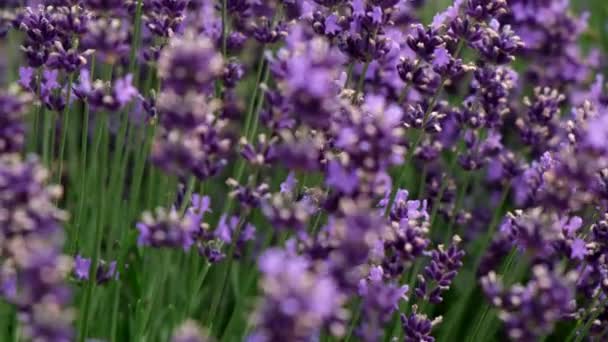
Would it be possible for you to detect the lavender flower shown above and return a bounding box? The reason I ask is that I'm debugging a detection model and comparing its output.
[249,248,347,341]
[158,30,224,95]
[269,26,344,129]
[18,6,57,67]
[151,94,232,180]
[81,17,130,63]
[73,70,139,111]
[481,266,576,341]
[415,235,465,304]
[144,0,189,38]
[0,154,73,341]
[379,190,431,277]
[0,88,31,154]
[73,255,118,285]
[358,266,408,341]
[136,207,198,250]
[400,306,441,342]
[172,320,210,342]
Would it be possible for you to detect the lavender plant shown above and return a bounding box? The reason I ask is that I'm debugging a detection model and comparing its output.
[0,0,607,341]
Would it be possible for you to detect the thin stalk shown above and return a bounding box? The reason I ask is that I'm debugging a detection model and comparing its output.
[7,29,19,83]
[354,61,370,100]
[56,72,74,183]
[417,164,427,199]
[207,217,247,331]
[386,40,466,213]
[444,172,471,242]
[110,122,155,341]
[28,68,44,153]
[472,252,525,341]
[128,0,144,74]
[72,57,96,252]
[438,185,510,341]
[242,59,266,138]
[78,113,109,342]
[179,176,197,214]
[345,300,362,341]
[42,95,54,168]
[222,60,269,215]
[246,65,270,142]
[344,62,354,88]
[568,294,607,342]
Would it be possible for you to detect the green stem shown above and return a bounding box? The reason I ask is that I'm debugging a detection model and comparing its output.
[246,65,270,142]
[242,59,266,138]
[56,72,74,183]
[569,296,607,342]
[444,172,471,242]
[344,300,362,341]
[207,217,246,331]
[223,60,269,215]
[385,40,467,214]
[344,62,354,89]
[72,57,96,253]
[354,61,370,100]
[78,113,109,342]
[438,185,510,341]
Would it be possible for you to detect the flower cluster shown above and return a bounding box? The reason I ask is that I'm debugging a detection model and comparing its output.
[249,248,347,341]
[0,87,31,154]
[151,31,233,180]
[0,155,73,341]
[3,0,608,340]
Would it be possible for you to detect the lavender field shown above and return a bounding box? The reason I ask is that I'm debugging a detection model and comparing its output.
[1,0,608,341]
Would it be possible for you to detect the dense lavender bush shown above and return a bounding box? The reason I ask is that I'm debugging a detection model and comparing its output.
[0,0,607,341]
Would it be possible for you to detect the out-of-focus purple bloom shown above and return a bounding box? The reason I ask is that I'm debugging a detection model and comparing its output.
[81,17,130,63]
[73,255,118,284]
[223,58,245,88]
[481,266,576,341]
[158,30,224,95]
[113,74,138,106]
[270,27,344,129]
[172,320,210,342]
[324,14,341,35]
[240,134,278,167]
[47,41,92,72]
[227,178,270,209]
[570,238,587,260]
[249,248,346,341]
[280,171,297,194]
[0,88,31,154]
[332,96,406,173]
[185,193,211,231]
[74,255,90,280]
[0,155,73,341]
[326,160,359,195]
[261,190,315,231]
[136,207,199,250]
[144,0,189,38]
[357,265,408,341]
[73,70,139,111]
[215,214,239,244]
